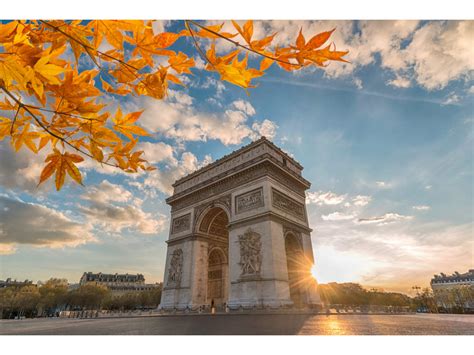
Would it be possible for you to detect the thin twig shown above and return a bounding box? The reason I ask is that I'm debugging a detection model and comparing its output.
[186,20,302,68]
[24,104,102,122]
[10,104,22,135]
[184,21,216,70]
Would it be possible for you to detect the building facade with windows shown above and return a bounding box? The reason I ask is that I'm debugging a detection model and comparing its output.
[79,272,161,296]
[431,269,474,312]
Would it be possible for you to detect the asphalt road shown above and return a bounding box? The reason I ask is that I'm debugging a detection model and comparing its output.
[1,313,473,335]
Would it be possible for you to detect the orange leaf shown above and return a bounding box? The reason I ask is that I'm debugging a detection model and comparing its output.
[242,20,253,44]
[305,29,335,50]
[38,160,57,186]
[296,28,306,49]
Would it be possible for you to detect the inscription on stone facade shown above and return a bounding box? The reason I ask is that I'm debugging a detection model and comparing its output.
[167,249,183,286]
[272,188,306,221]
[171,213,191,234]
[238,228,262,276]
[235,187,264,214]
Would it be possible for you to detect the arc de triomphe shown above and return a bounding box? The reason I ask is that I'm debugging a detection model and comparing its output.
[160,137,321,310]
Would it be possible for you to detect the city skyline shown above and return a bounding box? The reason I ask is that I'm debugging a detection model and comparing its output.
[1,20,473,295]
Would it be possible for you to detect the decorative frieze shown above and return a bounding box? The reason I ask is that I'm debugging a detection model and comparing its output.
[235,187,264,214]
[272,188,306,222]
[171,213,191,234]
[167,249,183,287]
[238,228,262,276]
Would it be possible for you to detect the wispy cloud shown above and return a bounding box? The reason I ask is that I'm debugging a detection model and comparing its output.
[259,77,462,106]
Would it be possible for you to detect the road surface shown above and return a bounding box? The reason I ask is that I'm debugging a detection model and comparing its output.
[1,313,473,335]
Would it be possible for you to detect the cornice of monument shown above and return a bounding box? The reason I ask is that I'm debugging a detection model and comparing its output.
[166,156,310,208]
[166,137,311,206]
[172,136,305,188]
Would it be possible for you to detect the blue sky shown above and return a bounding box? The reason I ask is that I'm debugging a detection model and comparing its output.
[1,20,472,294]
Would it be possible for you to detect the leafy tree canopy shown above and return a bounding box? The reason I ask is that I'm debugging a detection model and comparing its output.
[0,20,348,190]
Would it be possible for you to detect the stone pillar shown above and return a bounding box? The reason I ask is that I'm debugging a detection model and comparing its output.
[227,219,293,309]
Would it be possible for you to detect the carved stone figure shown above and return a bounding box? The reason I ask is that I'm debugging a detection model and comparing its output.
[167,249,183,286]
[238,228,262,276]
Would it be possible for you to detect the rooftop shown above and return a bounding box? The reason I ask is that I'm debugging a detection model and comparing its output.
[431,269,474,284]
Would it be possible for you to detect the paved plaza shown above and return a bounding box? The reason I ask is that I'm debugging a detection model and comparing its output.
[1,313,473,335]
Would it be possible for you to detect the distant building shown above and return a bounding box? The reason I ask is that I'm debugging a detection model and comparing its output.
[67,283,80,291]
[0,278,34,288]
[431,269,474,312]
[79,272,161,296]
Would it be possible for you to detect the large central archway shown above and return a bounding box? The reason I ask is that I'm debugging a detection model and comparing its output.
[198,206,229,308]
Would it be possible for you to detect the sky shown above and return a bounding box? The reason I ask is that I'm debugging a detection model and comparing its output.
[0,20,473,294]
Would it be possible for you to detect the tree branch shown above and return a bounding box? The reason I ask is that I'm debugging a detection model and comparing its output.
[0,85,119,168]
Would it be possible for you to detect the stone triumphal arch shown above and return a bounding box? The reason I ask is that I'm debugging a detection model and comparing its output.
[160,137,321,310]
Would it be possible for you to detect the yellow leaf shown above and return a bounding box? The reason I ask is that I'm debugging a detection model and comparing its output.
[34,55,65,85]
[64,153,84,185]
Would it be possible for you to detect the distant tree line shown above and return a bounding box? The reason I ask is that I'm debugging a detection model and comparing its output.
[319,282,473,313]
[319,283,412,309]
[0,278,162,319]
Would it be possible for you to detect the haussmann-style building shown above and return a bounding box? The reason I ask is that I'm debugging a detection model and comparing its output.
[431,269,474,312]
[80,272,161,296]
[160,136,321,311]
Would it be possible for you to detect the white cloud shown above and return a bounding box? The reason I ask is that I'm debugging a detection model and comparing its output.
[306,190,346,205]
[375,181,392,189]
[80,180,166,235]
[251,119,278,140]
[412,205,431,211]
[401,21,473,90]
[0,195,95,254]
[136,141,177,165]
[198,77,226,97]
[388,74,411,88]
[82,180,133,204]
[352,195,372,207]
[322,212,356,221]
[134,91,277,146]
[442,92,460,105]
[353,78,363,89]
[193,55,206,70]
[232,100,256,116]
[357,212,413,225]
[141,151,212,196]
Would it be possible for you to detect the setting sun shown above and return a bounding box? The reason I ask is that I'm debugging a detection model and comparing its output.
[310,264,318,281]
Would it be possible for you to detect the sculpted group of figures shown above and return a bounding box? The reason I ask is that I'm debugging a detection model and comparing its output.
[238,228,262,276]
